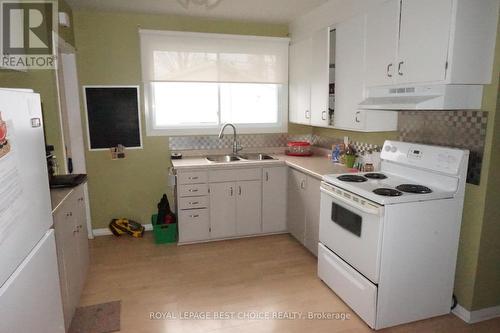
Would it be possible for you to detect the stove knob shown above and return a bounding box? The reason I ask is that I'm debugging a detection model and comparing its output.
[385,145,392,152]
[391,146,398,153]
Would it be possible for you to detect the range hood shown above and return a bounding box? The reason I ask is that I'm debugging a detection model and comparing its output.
[359,84,483,110]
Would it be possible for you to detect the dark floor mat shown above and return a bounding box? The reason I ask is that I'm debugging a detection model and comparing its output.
[69,300,121,333]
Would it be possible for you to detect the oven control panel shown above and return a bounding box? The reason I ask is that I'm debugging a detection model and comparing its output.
[381,141,467,175]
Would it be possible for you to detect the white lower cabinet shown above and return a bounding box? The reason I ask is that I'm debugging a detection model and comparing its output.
[262,166,287,233]
[236,180,262,236]
[177,165,287,244]
[209,182,237,238]
[53,184,89,331]
[178,209,210,243]
[287,168,321,256]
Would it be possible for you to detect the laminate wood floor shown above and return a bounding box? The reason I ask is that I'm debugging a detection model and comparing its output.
[80,233,500,333]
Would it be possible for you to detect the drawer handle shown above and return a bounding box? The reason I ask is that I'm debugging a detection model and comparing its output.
[188,176,199,180]
[189,201,200,205]
[188,189,199,192]
[189,214,200,218]
[265,172,269,182]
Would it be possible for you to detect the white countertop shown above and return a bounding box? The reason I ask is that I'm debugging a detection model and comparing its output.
[171,154,352,180]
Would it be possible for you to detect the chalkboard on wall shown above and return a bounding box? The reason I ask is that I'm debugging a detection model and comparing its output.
[83,86,142,150]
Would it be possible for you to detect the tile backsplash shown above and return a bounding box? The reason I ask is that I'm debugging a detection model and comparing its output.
[398,110,488,185]
[169,109,488,185]
[169,133,381,152]
[168,133,311,151]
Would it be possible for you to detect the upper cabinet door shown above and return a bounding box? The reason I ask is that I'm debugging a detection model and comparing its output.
[289,38,312,125]
[334,14,367,131]
[310,28,330,127]
[397,0,453,84]
[365,0,401,87]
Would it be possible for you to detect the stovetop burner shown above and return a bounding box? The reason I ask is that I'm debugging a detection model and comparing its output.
[373,188,403,197]
[364,173,388,180]
[337,175,368,182]
[396,184,433,194]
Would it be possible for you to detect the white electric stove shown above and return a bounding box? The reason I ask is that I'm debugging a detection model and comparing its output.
[318,141,469,330]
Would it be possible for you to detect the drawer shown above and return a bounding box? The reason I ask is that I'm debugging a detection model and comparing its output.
[179,184,209,197]
[179,196,209,210]
[209,168,261,183]
[178,171,208,185]
[178,209,210,243]
[318,243,377,329]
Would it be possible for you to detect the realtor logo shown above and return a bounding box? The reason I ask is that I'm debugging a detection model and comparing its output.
[1,0,57,69]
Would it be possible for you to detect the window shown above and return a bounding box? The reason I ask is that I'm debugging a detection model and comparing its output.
[140,30,290,135]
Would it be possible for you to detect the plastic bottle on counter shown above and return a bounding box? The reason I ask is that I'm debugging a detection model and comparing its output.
[331,144,341,163]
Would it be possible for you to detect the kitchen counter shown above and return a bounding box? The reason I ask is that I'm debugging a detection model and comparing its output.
[171,153,352,180]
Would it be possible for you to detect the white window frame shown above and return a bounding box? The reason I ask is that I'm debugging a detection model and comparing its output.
[140,30,289,136]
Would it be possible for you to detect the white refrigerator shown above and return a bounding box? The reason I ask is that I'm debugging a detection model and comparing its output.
[0,89,65,332]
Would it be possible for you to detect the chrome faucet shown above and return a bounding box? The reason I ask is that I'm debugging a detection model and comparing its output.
[218,123,242,155]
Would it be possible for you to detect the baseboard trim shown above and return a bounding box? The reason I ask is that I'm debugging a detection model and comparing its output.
[452,304,500,324]
[93,224,153,237]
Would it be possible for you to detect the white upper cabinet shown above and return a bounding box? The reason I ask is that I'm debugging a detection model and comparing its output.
[397,0,453,84]
[310,28,330,127]
[289,28,332,128]
[365,0,401,88]
[289,38,312,125]
[365,0,499,87]
[335,14,398,132]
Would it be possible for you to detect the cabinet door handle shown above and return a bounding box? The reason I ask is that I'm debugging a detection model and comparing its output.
[300,180,306,190]
[321,111,327,121]
[230,187,233,196]
[305,110,310,119]
[398,61,404,76]
[238,186,242,196]
[265,172,269,182]
[355,111,361,123]
[387,63,393,77]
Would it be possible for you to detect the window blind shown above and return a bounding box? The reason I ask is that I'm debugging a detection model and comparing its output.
[139,30,290,84]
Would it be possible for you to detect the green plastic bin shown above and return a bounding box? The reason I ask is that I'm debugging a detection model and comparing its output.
[151,214,177,244]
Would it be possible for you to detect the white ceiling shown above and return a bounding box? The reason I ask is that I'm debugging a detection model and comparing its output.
[64,0,330,24]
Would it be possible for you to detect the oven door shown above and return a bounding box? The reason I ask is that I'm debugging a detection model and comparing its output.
[319,182,384,283]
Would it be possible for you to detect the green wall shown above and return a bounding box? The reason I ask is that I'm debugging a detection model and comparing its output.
[72,10,288,230]
[468,21,500,311]
[0,0,75,174]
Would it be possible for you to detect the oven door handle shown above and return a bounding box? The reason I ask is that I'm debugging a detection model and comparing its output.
[321,187,383,216]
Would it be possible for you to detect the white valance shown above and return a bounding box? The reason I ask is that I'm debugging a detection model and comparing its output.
[139,29,290,84]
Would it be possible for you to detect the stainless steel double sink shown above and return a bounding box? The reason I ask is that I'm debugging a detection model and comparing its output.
[206,153,276,163]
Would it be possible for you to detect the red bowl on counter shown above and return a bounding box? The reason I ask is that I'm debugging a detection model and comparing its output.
[286,141,313,156]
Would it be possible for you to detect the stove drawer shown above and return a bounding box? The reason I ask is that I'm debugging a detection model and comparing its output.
[318,243,377,329]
